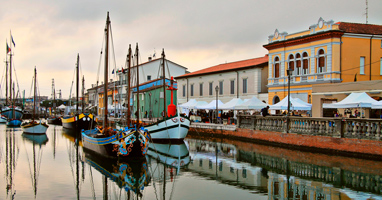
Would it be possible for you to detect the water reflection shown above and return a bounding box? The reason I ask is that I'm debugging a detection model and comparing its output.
[146,141,190,200]
[186,135,382,199]
[21,133,49,198]
[2,125,382,199]
[4,129,18,199]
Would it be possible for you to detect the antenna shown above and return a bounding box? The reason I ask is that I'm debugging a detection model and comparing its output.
[366,0,368,24]
[51,79,55,99]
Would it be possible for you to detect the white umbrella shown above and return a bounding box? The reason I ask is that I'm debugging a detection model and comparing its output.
[235,96,267,110]
[195,100,224,110]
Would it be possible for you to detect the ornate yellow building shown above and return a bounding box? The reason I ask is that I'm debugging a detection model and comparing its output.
[263,17,382,107]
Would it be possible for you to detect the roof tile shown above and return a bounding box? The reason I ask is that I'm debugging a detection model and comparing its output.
[176,55,268,78]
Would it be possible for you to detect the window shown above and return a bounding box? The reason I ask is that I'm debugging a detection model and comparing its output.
[182,85,186,97]
[317,49,326,73]
[199,83,203,96]
[230,80,235,94]
[302,52,309,75]
[190,84,194,96]
[380,58,382,75]
[147,75,151,81]
[209,82,213,95]
[296,53,301,75]
[274,56,280,78]
[219,81,223,95]
[360,56,365,75]
[288,54,295,74]
[243,78,248,93]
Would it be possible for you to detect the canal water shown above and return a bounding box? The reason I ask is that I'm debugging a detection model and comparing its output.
[1,125,382,200]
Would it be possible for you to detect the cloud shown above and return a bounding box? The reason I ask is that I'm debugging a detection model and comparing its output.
[0,0,381,98]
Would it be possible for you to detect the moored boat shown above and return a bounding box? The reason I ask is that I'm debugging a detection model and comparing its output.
[61,54,96,130]
[47,116,62,125]
[82,12,150,159]
[145,114,190,140]
[144,51,190,140]
[21,67,49,134]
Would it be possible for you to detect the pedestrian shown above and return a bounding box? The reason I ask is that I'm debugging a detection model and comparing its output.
[261,106,270,117]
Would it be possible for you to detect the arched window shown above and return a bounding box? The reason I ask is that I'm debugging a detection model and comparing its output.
[296,53,301,75]
[318,49,326,73]
[302,52,309,75]
[288,54,295,74]
[274,56,280,78]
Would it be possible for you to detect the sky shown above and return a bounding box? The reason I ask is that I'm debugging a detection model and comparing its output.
[0,0,381,99]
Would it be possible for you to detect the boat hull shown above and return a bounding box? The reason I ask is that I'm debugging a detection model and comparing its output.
[1,107,23,119]
[47,117,62,125]
[82,127,150,159]
[62,113,96,130]
[21,122,49,135]
[0,116,7,123]
[145,115,190,140]
[6,119,22,127]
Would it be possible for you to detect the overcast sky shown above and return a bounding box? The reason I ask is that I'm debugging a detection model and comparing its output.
[0,0,381,98]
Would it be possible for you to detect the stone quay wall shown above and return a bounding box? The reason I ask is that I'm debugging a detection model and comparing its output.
[189,115,382,160]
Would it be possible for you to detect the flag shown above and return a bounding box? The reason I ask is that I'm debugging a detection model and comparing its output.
[112,69,114,74]
[6,43,10,54]
[122,68,125,74]
[11,35,15,47]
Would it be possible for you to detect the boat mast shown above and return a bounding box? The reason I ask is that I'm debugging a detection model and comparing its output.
[161,49,166,119]
[126,44,132,126]
[135,43,140,122]
[5,52,8,105]
[76,54,79,114]
[82,76,85,113]
[33,67,36,121]
[103,12,110,128]
[53,79,56,117]
[9,48,12,109]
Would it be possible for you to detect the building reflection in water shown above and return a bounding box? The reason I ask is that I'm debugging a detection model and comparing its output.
[185,136,382,200]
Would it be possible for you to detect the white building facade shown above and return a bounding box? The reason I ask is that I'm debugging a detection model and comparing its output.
[175,55,269,104]
[115,57,188,105]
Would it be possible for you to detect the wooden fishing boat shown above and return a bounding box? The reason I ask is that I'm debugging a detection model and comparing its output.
[21,67,49,134]
[3,35,23,126]
[82,12,150,159]
[62,54,96,130]
[144,50,190,140]
[47,79,62,125]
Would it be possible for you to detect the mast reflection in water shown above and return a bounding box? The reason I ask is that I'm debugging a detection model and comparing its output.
[1,125,382,199]
[22,132,48,198]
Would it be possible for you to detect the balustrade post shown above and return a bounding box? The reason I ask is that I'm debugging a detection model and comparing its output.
[283,116,288,133]
[251,115,256,130]
[334,118,344,138]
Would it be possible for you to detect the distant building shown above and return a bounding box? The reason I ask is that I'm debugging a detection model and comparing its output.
[88,56,187,116]
[115,57,187,106]
[263,18,382,116]
[175,55,269,104]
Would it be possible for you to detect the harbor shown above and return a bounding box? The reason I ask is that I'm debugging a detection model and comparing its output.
[1,125,382,199]
[0,1,382,199]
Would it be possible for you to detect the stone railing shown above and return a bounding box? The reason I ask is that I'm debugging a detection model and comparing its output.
[237,115,382,140]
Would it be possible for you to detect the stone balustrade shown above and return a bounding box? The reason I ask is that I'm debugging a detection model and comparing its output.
[237,115,382,140]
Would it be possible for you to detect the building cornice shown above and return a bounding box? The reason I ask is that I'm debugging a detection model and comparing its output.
[263,30,344,50]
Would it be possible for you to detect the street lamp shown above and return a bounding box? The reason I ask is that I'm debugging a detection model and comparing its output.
[287,67,293,133]
[215,85,219,124]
